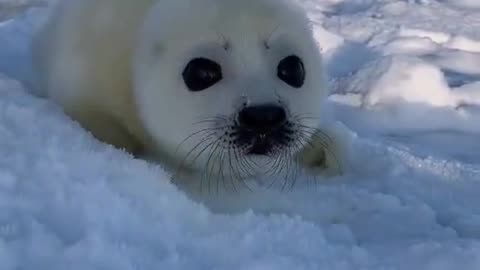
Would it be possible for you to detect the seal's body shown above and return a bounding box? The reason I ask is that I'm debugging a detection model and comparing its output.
[33,0,156,154]
[33,0,340,186]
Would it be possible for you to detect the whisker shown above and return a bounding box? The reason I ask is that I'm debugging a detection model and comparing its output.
[174,128,222,155]
[201,138,223,194]
[217,148,228,194]
[226,146,240,192]
[280,149,295,192]
[192,115,229,124]
[176,136,218,179]
[265,150,286,189]
[234,147,255,178]
[233,147,254,191]
[295,124,334,144]
[287,150,301,190]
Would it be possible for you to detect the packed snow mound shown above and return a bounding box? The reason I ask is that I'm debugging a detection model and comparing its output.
[1,0,480,269]
[335,55,456,107]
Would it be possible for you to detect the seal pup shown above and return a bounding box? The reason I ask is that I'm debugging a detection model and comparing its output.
[32,0,344,190]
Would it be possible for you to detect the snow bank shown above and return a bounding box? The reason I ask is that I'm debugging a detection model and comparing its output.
[0,78,363,270]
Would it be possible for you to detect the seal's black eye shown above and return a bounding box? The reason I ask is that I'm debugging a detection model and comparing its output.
[183,58,222,92]
[277,55,305,88]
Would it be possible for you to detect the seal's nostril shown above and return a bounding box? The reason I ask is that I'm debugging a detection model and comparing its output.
[238,104,287,130]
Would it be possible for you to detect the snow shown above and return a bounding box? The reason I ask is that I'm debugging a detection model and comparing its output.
[1,0,480,269]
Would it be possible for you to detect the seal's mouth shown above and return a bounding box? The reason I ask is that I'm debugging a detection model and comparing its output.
[248,134,274,155]
[234,125,294,156]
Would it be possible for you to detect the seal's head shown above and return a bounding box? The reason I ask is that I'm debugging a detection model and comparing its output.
[134,0,328,183]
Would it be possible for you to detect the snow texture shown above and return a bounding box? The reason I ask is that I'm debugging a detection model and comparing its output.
[1,0,480,269]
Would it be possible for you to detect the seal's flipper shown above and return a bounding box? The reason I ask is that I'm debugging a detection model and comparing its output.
[296,122,354,178]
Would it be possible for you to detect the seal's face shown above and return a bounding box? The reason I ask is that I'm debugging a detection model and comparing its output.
[134,0,327,182]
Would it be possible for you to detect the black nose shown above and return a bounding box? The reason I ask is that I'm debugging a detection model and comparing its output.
[238,104,287,131]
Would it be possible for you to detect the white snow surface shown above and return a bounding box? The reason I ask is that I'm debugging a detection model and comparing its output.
[2,0,480,269]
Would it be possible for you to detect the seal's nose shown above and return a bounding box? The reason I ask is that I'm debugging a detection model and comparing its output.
[238,104,287,131]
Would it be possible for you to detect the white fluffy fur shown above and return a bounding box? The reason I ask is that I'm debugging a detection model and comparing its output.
[32,0,338,187]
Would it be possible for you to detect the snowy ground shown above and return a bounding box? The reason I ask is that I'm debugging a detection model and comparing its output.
[1,0,480,269]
